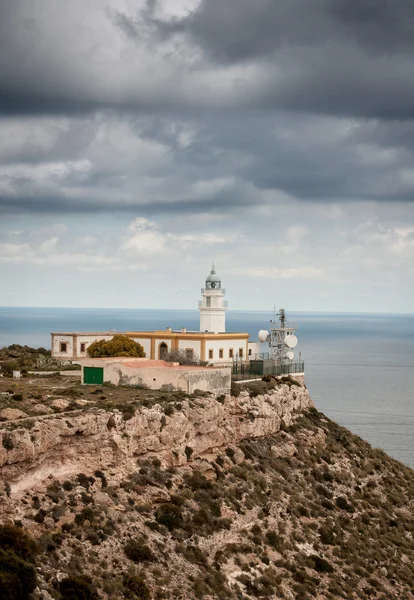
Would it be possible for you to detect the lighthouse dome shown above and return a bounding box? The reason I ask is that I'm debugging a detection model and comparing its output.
[205,266,221,288]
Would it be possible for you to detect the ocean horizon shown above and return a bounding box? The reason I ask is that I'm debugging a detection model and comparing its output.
[1,306,413,468]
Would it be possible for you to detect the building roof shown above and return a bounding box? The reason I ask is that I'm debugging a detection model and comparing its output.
[206,265,221,283]
[51,330,249,339]
[76,357,224,370]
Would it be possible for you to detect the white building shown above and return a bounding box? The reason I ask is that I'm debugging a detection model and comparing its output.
[78,357,231,394]
[51,266,259,364]
[199,265,227,333]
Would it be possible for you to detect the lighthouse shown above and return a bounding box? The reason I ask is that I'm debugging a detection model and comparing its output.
[199,265,227,333]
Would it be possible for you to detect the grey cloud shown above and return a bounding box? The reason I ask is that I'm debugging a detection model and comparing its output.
[0,0,414,121]
[1,1,414,220]
[148,0,414,63]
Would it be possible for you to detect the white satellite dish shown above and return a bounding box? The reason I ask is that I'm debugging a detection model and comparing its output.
[258,329,269,343]
[285,335,298,348]
[286,350,294,360]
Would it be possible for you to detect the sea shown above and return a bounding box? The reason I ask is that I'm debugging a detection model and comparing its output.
[0,307,413,469]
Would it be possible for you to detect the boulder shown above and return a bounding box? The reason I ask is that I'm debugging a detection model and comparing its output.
[0,408,28,421]
[50,398,70,411]
[30,404,53,416]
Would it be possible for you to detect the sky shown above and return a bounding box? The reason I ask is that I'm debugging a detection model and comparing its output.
[0,0,414,313]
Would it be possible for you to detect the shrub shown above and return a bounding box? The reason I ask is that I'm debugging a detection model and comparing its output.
[124,540,155,563]
[12,393,23,402]
[185,470,213,491]
[77,473,92,489]
[0,525,37,562]
[309,555,334,573]
[87,335,145,358]
[0,548,37,600]
[230,381,241,397]
[155,504,183,531]
[59,575,99,600]
[123,575,150,600]
[74,508,94,525]
[246,381,267,398]
[335,496,354,512]
[0,526,37,600]
[164,349,202,366]
[163,404,174,416]
[2,434,14,451]
[0,361,19,376]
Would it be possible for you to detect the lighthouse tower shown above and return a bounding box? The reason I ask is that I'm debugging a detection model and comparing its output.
[199,265,227,333]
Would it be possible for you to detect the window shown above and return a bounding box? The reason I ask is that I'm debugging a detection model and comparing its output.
[248,348,252,356]
[219,349,223,359]
[229,349,233,359]
[239,348,243,359]
[80,343,86,353]
[60,342,67,353]
[208,349,213,359]
[185,348,194,360]
[206,297,211,307]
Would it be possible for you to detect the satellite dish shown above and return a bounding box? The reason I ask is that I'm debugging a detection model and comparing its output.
[286,350,294,360]
[258,330,269,343]
[285,335,298,348]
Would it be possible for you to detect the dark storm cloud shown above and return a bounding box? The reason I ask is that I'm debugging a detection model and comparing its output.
[0,189,252,216]
[1,0,414,217]
[148,0,414,63]
[0,0,414,120]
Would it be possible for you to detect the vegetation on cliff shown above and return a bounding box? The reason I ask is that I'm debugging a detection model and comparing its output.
[1,385,413,599]
[0,344,62,375]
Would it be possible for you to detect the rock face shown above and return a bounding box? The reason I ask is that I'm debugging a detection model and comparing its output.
[0,384,313,492]
[0,408,28,421]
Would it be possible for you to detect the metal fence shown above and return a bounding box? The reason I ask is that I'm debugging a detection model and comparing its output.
[232,361,305,381]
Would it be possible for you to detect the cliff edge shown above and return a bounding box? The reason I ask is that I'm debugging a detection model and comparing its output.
[1,375,413,600]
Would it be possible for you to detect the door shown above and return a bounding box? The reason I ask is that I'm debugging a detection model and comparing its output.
[84,367,104,385]
[159,342,168,359]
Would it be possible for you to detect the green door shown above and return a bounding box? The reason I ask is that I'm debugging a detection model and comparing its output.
[84,367,104,385]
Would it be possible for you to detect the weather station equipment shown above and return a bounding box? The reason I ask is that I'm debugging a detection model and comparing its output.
[258,308,299,364]
[233,308,304,381]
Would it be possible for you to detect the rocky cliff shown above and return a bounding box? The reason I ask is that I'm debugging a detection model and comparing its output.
[1,376,413,600]
[0,379,312,493]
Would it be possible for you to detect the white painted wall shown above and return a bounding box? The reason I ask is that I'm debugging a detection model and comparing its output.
[80,359,231,394]
[248,342,261,358]
[131,337,151,357]
[206,338,248,363]
[52,334,113,358]
[75,335,113,358]
[177,339,201,358]
[52,335,75,358]
[199,288,227,333]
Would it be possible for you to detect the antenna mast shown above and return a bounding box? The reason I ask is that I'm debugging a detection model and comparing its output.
[267,308,297,363]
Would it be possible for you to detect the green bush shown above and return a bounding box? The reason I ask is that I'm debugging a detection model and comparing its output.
[0,526,37,600]
[309,554,334,573]
[246,381,268,398]
[87,335,145,358]
[0,525,37,562]
[123,575,150,600]
[335,496,354,512]
[0,548,37,600]
[59,575,99,600]
[155,503,183,531]
[124,540,154,563]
